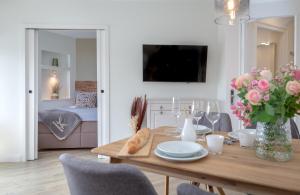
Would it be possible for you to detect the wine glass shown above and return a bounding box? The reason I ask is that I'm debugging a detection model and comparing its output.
[171,97,181,134]
[206,100,221,132]
[191,100,205,130]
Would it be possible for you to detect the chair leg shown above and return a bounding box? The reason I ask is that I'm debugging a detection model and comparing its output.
[208,185,214,193]
[217,187,226,195]
[191,181,200,187]
[164,176,169,195]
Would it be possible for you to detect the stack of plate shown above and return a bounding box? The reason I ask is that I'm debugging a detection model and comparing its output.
[178,125,212,135]
[194,125,212,135]
[154,141,208,162]
[228,129,256,140]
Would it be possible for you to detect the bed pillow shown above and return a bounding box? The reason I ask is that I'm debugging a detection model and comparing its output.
[75,91,97,108]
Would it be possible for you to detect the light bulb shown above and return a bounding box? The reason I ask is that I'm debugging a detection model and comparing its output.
[227,0,235,11]
[49,76,58,87]
[229,10,236,20]
[215,0,249,26]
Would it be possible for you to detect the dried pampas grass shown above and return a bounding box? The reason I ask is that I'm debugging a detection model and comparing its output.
[130,95,147,133]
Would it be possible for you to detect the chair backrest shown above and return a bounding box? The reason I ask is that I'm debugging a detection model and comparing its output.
[59,154,157,195]
[246,119,300,139]
[290,119,300,139]
[195,112,233,132]
[177,183,216,195]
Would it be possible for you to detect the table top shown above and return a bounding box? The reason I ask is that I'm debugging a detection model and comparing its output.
[92,127,300,194]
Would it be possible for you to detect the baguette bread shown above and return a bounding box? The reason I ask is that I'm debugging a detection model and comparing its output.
[127,128,150,154]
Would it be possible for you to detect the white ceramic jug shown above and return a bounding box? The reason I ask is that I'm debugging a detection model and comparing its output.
[181,118,197,142]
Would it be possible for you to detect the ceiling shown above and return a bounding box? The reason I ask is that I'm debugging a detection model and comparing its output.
[251,0,288,3]
[45,30,96,39]
[258,16,294,30]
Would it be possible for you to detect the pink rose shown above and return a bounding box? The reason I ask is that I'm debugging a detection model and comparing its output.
[257,79,270,91]
[286,81,300,96]
[244,119,252,127]
[251,80,258,87]
[246,89,262,105]
[230,105,237,110]
[236,110,241,118]
[235,73,253,89]
[246,104,253,112]
[294,70,300,80]
[230,79,237,89]
[263,94,270,101]
[236,101,243,107]
[251,67,258,74]
[260,70,272,81]
[280,66,289,73]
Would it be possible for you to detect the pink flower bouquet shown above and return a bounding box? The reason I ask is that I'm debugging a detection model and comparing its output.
[231,64,299,161]
[231,64,300,127]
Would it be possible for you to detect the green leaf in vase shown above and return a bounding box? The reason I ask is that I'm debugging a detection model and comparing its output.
[265,103,275,116]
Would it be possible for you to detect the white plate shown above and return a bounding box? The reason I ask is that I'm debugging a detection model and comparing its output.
[157,141,203,158]
[178,125,212,135]
[154,148,208,162]
[194,125,212,134]
[194,125,208,131]
[228,129,256,140]
[195,129,212,135]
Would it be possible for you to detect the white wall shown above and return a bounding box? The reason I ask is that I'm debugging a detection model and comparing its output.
[0,0,221,162]
[257,28,280,73]
[278,20,294,65]
[76,39,97,81]
[244,22,258,73]
[217,25,241,130]
[38,30,76,105]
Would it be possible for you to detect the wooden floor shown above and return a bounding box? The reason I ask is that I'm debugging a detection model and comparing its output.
[0,149,243,195]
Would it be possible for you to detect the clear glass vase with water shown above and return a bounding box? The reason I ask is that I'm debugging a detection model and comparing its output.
[256,118,293,162]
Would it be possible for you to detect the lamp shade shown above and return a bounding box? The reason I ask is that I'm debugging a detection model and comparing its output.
[215,0,250,25]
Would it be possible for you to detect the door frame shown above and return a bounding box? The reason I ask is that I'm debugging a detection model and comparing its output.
[239,15,298,130]
[240,14,298,74]
[24,24,110,160]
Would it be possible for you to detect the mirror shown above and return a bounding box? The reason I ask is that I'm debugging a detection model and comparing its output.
[244,16,295,75]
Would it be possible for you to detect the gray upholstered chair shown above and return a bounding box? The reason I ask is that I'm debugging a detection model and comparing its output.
[59,154,158,195]
[291,119,300,139]
[194,112,233,132]
[177,183,216,195]
[246,119,300,139]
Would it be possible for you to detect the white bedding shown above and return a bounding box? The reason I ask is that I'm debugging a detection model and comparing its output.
[58,106,97,121]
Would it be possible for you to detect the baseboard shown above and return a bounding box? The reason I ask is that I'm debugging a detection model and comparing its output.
[0,153,24,162]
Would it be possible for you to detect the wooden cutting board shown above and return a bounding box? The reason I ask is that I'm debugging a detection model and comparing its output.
[117,133,154,157]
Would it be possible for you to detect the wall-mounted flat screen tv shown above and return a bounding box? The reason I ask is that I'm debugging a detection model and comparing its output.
[143,44,208,82]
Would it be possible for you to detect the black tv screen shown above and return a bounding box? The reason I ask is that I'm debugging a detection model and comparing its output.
[143,44,207,82]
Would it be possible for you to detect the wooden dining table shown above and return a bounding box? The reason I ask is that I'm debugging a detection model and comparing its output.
[91,127,300,195]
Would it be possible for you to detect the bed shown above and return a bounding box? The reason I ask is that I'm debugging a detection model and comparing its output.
[38,81,98,150]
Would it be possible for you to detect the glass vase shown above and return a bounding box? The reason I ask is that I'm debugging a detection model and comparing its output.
[256,118,293,162]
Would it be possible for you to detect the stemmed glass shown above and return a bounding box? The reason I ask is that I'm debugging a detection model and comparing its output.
[191,100,205,130]
[206,100,221,132]
[171,97,181,135]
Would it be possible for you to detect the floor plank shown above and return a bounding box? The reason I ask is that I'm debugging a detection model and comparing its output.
[0,150,243,195]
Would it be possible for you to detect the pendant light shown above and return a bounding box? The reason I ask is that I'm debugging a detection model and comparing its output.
[214,0,250,26]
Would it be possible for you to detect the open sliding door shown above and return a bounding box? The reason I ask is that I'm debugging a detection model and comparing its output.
[97,29,110,146]
[25,29,39,160]
[25,26,110,161]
